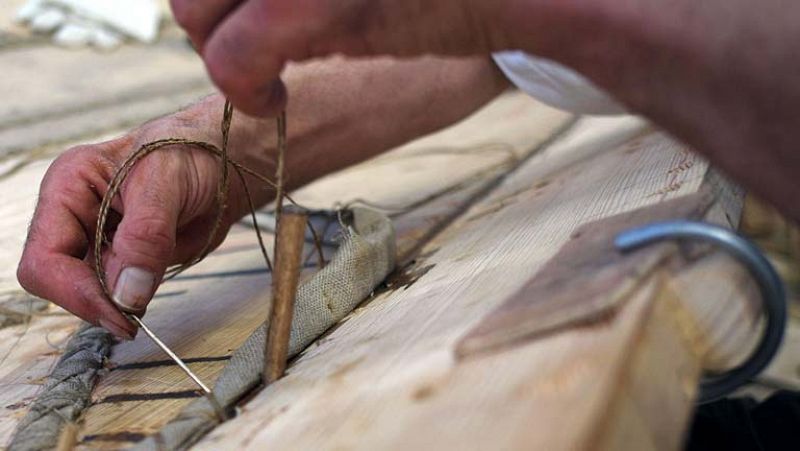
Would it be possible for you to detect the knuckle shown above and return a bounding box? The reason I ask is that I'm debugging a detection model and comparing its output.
[59,144,97,163]
[51,178,85,202]
[46,148,83,176]
[204,50,246,96]
[46,178,93,215]
[47,145,102,182]
[204,52,281,116]
[17,254,41,294]
[61,144,89,158]
[118,215,175,261]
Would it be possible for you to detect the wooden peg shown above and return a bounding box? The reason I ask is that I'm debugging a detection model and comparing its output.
[264,206,308,384]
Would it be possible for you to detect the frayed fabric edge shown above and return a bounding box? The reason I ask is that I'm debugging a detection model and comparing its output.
[9,324,113,451]
[133,207,396,450]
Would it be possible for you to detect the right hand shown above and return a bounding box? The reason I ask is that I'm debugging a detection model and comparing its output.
[17,113,243,339]
[169,0,504,116]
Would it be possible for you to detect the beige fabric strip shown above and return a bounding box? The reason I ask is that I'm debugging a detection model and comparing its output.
[131,207,396,450]
[9,325,113,451]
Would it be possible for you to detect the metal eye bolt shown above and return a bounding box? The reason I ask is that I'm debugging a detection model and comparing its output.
[616,220,787,403]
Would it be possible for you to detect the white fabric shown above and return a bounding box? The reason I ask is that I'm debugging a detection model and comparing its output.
[15,0,160,49]
[493,51,625,115]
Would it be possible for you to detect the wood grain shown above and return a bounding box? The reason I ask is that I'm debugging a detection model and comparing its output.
[193,117,753,451]
[16,93,564,448]
[0,92,568,447]
[0,37,774,447]
[456,192,717,358]
[265,208,307,384]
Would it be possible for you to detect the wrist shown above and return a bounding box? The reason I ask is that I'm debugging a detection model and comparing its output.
[133,94,279,225]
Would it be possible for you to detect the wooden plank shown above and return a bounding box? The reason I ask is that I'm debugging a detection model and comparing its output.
[0,0,36,46]
[0,93,570,448]
[593,276,704,450]
[0,82,212,159]
[0,33,211,159]
[455,182,756,449]
[732,195,800,393]
[0,35,207,127]
[0,0,175,49]
[193,117,751,450]
[455,192,720,357]
[0,158,52,295]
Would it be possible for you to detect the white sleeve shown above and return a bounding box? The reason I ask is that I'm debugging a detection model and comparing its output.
[492,51,625,115]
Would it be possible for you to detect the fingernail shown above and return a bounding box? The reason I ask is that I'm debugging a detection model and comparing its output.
[112,267,155,313]
[99,318,135,341]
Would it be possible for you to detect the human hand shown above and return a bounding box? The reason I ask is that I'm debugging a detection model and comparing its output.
[169,0,503,116]
[15,56,507,340]
[17,106,249,339]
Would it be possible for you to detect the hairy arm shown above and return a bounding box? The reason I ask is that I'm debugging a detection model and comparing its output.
[171,0,800,221]
[209,55,509,213]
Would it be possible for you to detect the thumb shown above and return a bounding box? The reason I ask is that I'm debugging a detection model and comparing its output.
[104,180,181,315]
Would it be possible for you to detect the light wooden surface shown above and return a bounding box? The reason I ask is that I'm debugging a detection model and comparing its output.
[73,93,570,449]
[0,13,227,445]
[455,190,749,360]
[0,85,571,447]
[2,7,800,446]
[265,208,308,384]
[192,118,755,451]
[739,197,800,394]
[0,36,211,159]
[0,0,208,161]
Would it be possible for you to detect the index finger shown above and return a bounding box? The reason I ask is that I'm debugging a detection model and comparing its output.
[17,153,136,339]
[201,0,291,115]
[170,0,244,51]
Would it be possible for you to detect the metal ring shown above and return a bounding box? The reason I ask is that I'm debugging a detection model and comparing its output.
[615,220,787,403]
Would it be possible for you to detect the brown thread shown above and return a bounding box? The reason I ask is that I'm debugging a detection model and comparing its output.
[92,101,321,307]
[273,112,287,239]
[89,98,512,316]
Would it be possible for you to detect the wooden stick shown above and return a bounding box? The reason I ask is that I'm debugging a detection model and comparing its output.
[264,206,308,384]
[56,422,79,451]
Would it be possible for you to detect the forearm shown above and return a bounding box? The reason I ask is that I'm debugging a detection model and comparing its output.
[489,0,800,220]
[168,56,508,217]
[281,56,508,187]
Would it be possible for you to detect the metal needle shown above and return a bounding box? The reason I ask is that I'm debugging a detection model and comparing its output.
[127,314,227,420]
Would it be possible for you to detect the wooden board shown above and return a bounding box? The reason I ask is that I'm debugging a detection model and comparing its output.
[0,0,208,160]
[190,117,756,450]
[0,18,210,439]
[2,7,799,443]
[0,92,571,448]
[454,191,736,358]
[0,36,212,159]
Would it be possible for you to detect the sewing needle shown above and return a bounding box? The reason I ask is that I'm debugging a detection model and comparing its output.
[126,314,227,420]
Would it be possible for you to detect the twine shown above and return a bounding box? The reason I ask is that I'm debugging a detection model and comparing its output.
[92,101,321,309]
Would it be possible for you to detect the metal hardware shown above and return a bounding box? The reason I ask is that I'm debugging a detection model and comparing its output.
[615,220,787,403]
[127,314,227,419]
